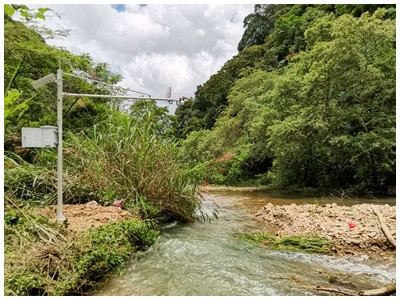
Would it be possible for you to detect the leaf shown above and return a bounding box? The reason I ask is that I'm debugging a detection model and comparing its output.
[35,13,45,20]
[20,10,28,20]
[38,8,50,14]
[4,4,15,16]
[77,99,86,108]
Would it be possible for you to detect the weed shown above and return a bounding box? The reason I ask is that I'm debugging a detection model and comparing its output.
[237,232,332,254]
[308,200,322,214]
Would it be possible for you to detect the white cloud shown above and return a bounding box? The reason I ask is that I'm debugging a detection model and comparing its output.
[19,4,253,113]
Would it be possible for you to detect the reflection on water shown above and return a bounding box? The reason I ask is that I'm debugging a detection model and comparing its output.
[96,192,396,296]
[208,189,396,212]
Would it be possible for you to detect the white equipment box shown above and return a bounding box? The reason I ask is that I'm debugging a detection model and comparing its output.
[22,126,58,148]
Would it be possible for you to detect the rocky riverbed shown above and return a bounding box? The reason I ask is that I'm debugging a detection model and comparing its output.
[254,203,396,256]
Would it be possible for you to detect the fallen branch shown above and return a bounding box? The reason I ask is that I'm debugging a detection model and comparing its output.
[359,282,396,296]
[314,286,356,296]
[372,205,396,247]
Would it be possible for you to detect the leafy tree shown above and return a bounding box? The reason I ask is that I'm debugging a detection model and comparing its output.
[4,16,122,137]
[273,14,308,60]
[238,4,290,52]
[183,7,396,192]
[191,44,275,129]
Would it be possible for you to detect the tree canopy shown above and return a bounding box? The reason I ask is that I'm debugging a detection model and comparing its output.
[179,6,396,192]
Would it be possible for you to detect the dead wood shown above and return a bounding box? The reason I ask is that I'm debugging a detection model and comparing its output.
[372,205,396,247]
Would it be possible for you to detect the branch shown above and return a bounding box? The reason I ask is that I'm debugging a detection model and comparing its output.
[372,205,396,247]
[359,282,396,296]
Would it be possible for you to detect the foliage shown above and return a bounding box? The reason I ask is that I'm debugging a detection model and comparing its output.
[5,109,206,222]
[4,210,158,296]
[65,110,205,221]
[182,6,396,192]
[4,4,50,21]
[273,14,307,60]
[239,232,332,254]
[185,44,275,130]
[4,15,120,141]
[130,100,177,138]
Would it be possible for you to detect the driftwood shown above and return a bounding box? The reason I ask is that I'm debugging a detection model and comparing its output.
[314,286,356,296]
[372,205,396,247]
[359,282,396,296]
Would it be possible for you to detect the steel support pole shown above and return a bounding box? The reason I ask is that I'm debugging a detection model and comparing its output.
[56,68,65,221]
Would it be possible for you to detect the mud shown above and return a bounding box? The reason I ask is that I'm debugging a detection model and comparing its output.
[254,203,396,256]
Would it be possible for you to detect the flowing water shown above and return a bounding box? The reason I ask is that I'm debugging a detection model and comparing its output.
[97,191,396,296]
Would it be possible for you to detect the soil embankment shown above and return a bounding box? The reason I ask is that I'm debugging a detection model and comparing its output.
[33,202,138,232]
[254,203,396,256]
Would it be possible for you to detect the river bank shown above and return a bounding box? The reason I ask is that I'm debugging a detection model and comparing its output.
[97,193,395,296]
[4,202,158,296]
[254,202,396,256]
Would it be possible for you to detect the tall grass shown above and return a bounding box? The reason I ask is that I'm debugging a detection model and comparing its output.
[64,110,206,221]
[5,108,207,222]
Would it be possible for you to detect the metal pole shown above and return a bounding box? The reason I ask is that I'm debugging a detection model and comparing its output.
[63,93,181,102]
[62,72,151,97]
[56,68,65,221]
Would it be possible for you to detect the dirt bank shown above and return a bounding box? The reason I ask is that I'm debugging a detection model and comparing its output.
[32,202,138,232]
[254,203,396,256]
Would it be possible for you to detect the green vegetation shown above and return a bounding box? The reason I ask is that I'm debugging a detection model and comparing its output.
[4,5,206,296]
[239,232,332,254]
[178,5,396,193]
[2,3,396,295]
[4,207,158,296]
[4,4,205,222]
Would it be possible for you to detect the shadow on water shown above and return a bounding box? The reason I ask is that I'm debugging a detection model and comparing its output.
[96,191,396,296]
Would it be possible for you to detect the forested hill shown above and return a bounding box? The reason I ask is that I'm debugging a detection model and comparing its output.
[177,4,396,192]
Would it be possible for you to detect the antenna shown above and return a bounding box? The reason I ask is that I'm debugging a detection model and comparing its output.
[165,86,172,98]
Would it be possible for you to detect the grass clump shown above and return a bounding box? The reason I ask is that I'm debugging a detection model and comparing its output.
[238,232,332,254]
[4,109,208,222]
[5,210,159,296]
[61,110,206,222]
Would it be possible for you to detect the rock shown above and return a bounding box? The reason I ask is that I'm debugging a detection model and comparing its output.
[86,201,99,207]
[332,203,337,207]
[266,203,274,209]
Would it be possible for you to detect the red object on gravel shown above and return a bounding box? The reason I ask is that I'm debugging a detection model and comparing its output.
[348,222,357,229]
[113,199,124,208]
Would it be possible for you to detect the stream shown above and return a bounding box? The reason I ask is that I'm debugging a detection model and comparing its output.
[97,191,396,296]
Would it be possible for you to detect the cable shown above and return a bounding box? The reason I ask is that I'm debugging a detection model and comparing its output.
[63,97,82,119]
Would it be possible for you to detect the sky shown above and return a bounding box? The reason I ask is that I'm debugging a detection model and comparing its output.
[20,4,253,113]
